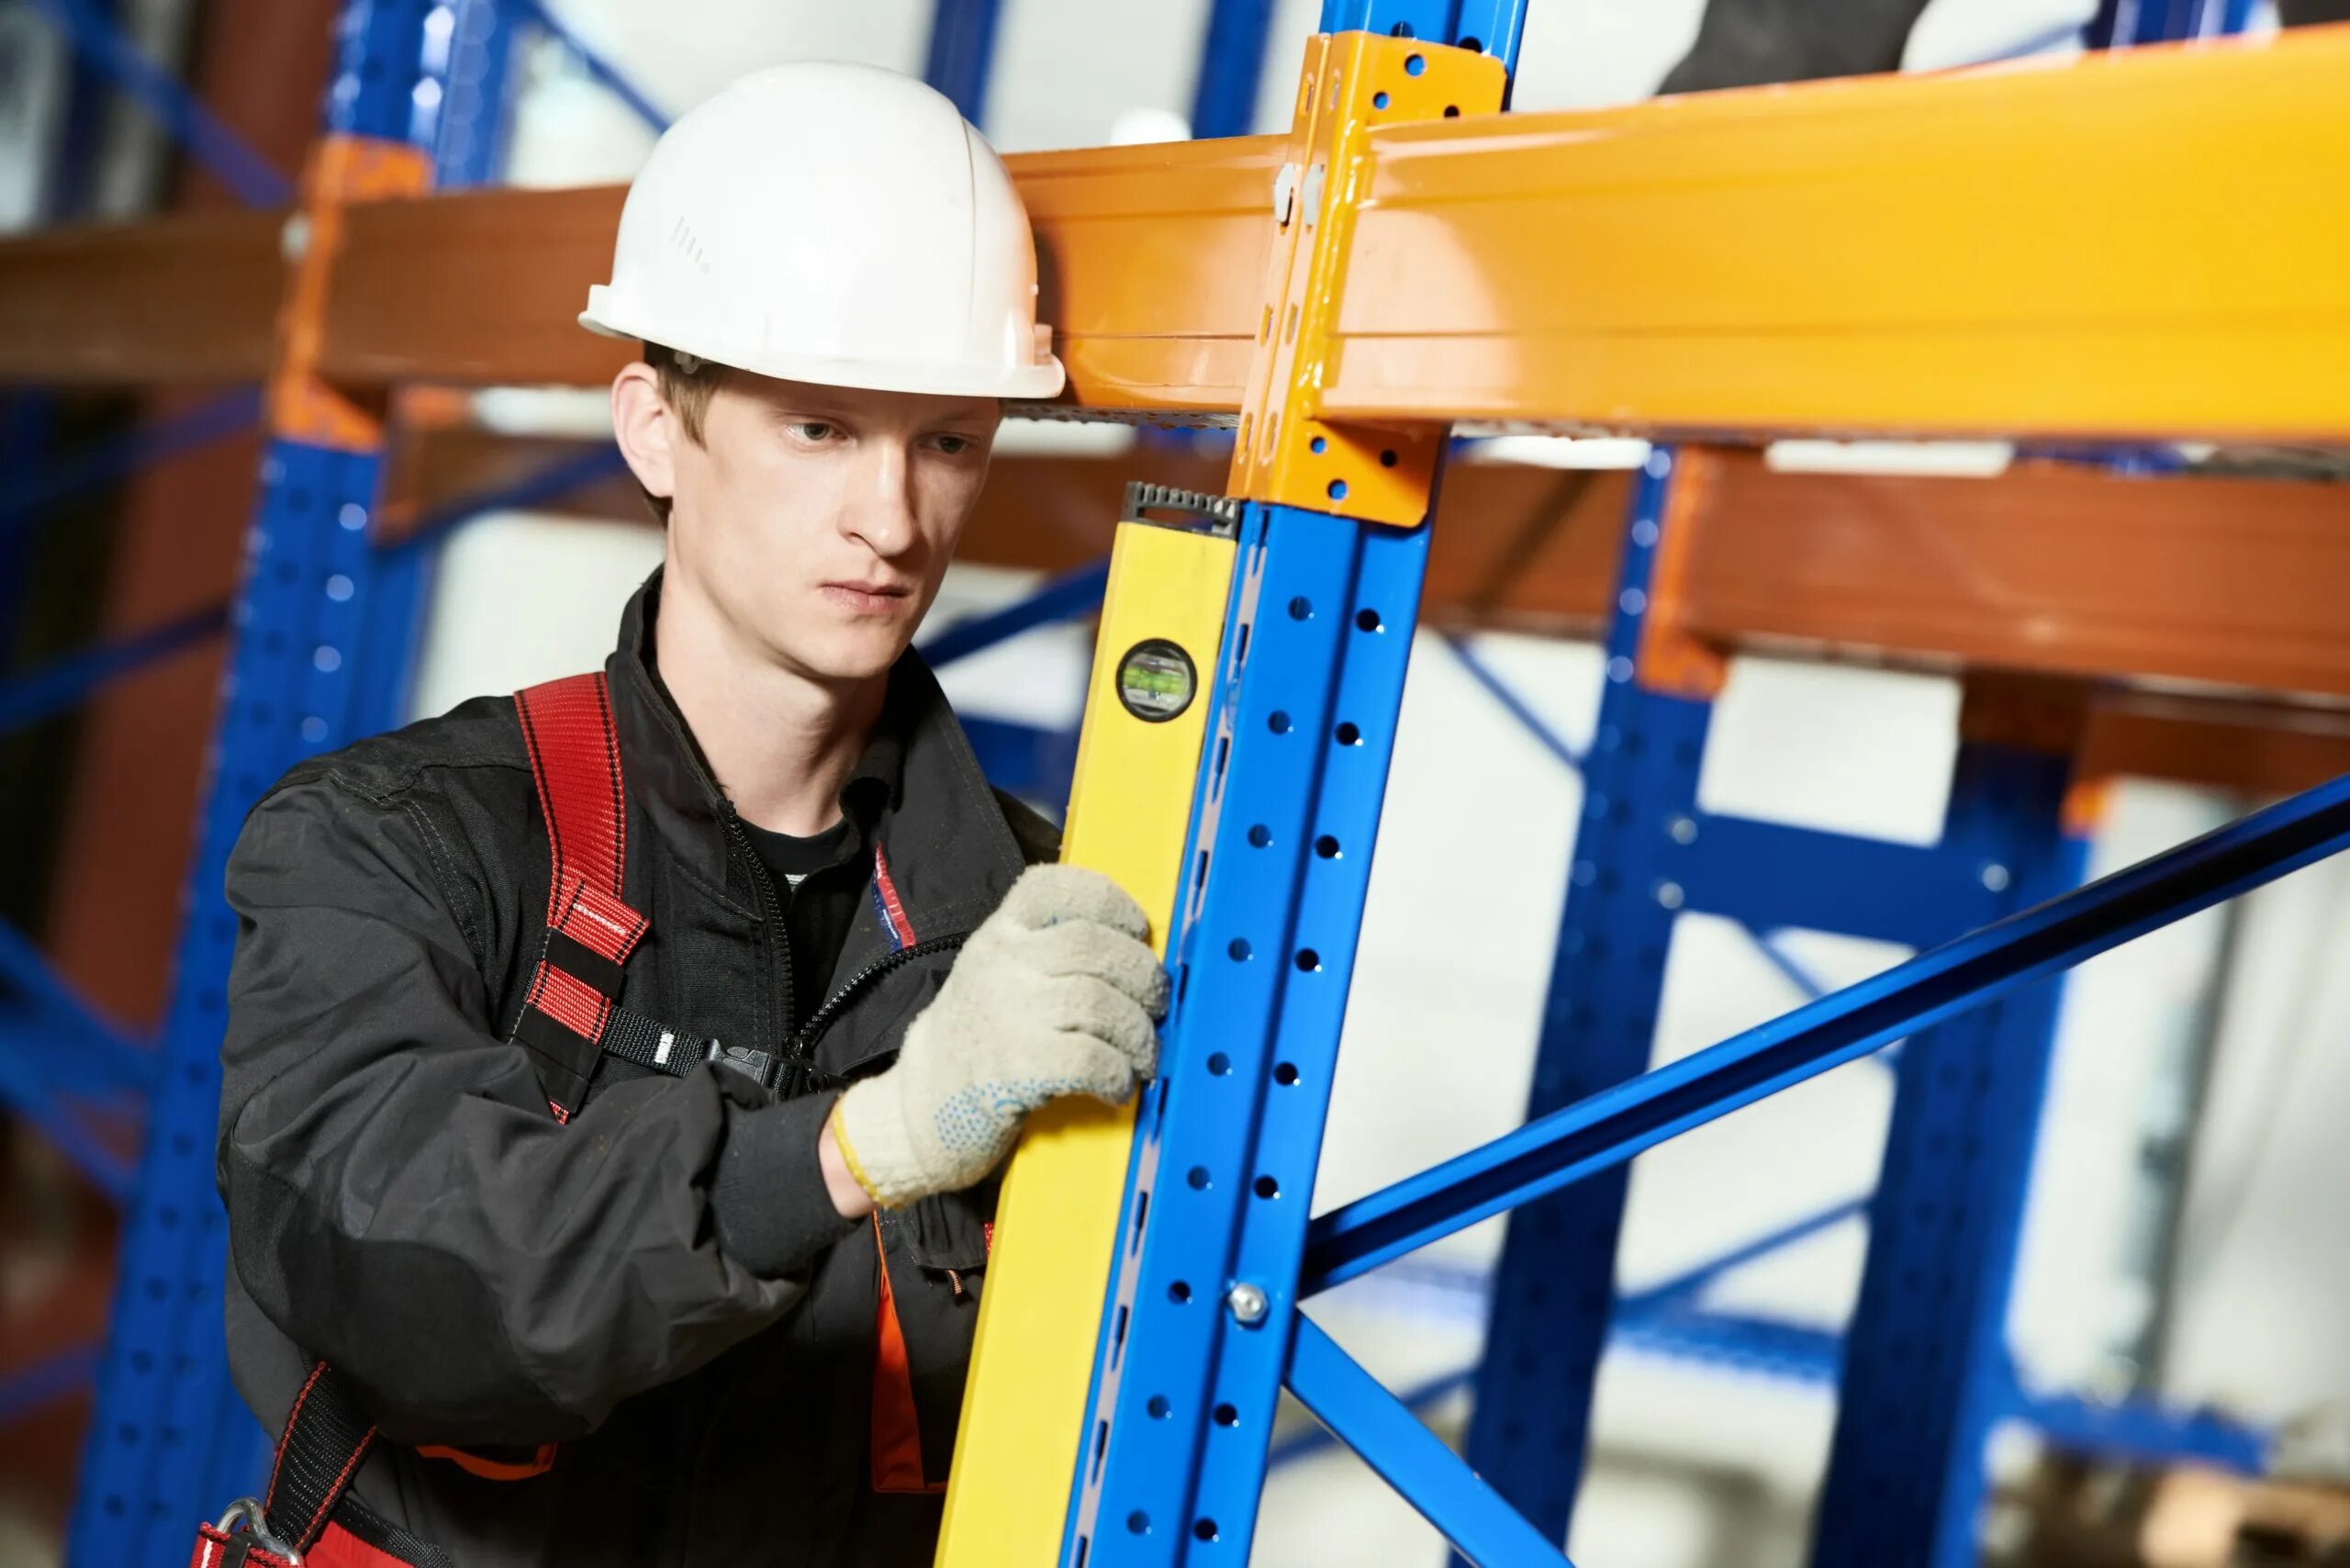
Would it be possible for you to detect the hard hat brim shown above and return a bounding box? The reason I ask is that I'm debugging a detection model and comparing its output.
[578,306,1067,403]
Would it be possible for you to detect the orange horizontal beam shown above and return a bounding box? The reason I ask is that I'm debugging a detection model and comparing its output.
[2083,697,2350,800]
[1677,452,2350,701]
[1328,25,2350,441]
[389,429,1627,628]
[324,184,632,388]
[319,136,1285,410]
[397,432,2350,703]
[0,207,285,384]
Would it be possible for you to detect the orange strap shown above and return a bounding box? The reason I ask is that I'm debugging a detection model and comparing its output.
[870,1217,942,1495]
[414,1442,559,1483]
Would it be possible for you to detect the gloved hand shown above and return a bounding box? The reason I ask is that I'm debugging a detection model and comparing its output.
[829,863,1167,1208]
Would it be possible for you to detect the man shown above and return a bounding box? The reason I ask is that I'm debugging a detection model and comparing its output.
[216,63,1163,1567]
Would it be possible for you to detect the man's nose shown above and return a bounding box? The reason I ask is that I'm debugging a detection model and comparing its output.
[845,440,920,556]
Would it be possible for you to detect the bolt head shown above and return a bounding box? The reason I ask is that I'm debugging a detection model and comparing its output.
[1225,1282,1269,1325]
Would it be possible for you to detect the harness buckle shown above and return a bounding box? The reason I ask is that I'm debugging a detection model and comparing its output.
[706,1039,780,1092]
[215,1496,304,1564]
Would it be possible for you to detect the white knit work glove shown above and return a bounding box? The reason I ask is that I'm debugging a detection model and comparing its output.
[830,864,1167,1208]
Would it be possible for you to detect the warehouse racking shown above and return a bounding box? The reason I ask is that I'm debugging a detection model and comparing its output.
[1,1,2348,1563]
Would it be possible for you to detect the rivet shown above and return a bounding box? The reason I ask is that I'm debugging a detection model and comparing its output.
[1225,1282,1269,1325]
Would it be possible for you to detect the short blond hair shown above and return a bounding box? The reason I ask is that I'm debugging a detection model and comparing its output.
[646,342,725,442]
[639,342,728,521]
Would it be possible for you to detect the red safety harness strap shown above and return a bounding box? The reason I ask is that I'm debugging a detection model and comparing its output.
[510,673,649,1120]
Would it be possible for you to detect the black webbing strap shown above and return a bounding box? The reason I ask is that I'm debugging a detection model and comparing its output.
[263,1361,377,1554]
[335,1491,459,1568]
[599,1004,784,1093]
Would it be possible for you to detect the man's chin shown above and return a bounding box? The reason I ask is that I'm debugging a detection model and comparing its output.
[790,633,914,688]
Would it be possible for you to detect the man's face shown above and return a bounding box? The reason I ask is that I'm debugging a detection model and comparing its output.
[642,370,1000,686]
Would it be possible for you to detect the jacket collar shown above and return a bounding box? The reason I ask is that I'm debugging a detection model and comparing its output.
[603,570,1027,934]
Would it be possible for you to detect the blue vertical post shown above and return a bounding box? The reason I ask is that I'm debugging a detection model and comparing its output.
[1058,8,1531,1565]
[923,0,1005,129]
[1189,0,1278,139]
[65,3,444,1559]
[1066,498,1439,1565]
[427,0,518,189]
[2085,0,2240,45]
[1810,749,2085,1568]
[1461,463,2092,1562]
[1460,450,1709,1547]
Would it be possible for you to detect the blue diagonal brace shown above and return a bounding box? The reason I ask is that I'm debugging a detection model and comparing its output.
[0,1038,134,1202]
[1615,1195,1870,1319]
[1286,1318,1572,1567]
[917,559,1110,667]
[1304,766,2350,1292]
[0,917,154,1094]
[0,604,227,737]
[22,0,291,206]
[0,1344,103,1428]
[496,0,670,132]
[0,389,259,542]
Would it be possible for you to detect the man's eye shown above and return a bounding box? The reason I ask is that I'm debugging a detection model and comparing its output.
[790,421,836,442]
[933,433,977,455]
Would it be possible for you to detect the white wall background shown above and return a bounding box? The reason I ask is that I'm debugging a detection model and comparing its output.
[402,3,2342,1563]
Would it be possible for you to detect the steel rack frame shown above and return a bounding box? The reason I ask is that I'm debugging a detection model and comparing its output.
[0,0,2341,1563]
[60,3,511,1556]
[44,2,1275,1553]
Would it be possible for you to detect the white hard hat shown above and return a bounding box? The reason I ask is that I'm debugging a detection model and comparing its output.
[580,62,1064,401]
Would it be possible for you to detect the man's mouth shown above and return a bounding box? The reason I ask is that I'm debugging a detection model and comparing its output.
[820,582,914,614]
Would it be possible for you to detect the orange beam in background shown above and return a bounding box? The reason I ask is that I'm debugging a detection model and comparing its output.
[389,430,1629,630]
[323,184,633,389]
[319,134,1288,410]
[0,207,283,384]
[1675,452,2350,701]
[2081,699,2350,800]
[397,434,2350,705]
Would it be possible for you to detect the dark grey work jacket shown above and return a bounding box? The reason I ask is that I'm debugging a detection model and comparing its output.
[218,573,1057,1566]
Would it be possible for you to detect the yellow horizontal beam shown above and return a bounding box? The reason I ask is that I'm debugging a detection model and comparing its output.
[4,29,2346,442]
[1013,135,1282,419]
[1327,26,2350,441]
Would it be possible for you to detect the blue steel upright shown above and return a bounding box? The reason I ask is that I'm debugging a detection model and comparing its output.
[1059,7,1532,1565]
[1463,444,2094,1561]
[923,0,1006,129]
[67,3,456,1558]
[1809,749,2087,1568]
[1067,497,1439,1563]
[1460,451,1713,1546]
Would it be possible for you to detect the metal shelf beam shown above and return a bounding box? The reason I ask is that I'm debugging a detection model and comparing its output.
[5,27,2346,440]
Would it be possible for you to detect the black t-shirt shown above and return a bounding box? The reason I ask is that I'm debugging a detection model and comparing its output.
[740,813,868,1027]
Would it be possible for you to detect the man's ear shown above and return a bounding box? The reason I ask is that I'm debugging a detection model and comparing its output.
[611,362,677,505]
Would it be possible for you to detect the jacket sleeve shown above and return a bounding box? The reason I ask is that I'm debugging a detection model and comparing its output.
[218,773,853,1448]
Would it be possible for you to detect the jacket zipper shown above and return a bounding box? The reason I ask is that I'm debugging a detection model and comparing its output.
[781,932,967,1096]
[721,804,798,1043]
